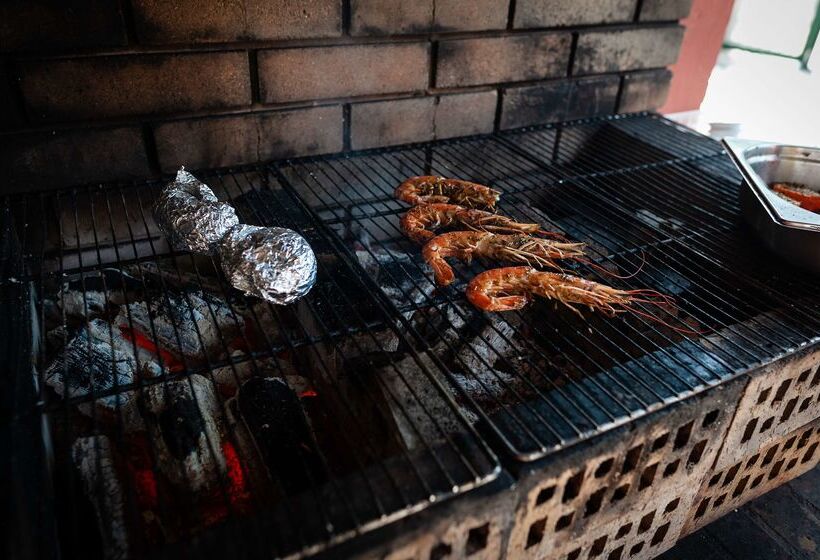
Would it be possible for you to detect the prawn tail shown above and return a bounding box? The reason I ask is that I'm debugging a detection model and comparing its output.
[536,229,570,241]
[627,306,708,336]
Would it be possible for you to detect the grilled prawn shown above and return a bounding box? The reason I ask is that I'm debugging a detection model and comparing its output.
[422,232,586,286]
[400,203,557,244]
[395,176,501,208]
[466,266,687,332]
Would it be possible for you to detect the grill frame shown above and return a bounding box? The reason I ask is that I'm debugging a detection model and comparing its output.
[3,112,819,560]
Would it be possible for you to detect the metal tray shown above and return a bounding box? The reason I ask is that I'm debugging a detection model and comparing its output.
[723,138,820,275]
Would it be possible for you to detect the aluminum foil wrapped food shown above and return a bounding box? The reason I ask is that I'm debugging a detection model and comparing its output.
[219,224,317,304]
[153,168,239,253]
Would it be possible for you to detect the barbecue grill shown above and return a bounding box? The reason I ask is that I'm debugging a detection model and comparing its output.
[4,113,819,560]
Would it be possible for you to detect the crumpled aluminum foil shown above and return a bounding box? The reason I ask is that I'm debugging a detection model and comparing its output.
[153,168,239,253]
[219,224,317,304]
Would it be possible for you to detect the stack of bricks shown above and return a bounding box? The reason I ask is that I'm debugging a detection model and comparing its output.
[0,0,691,191]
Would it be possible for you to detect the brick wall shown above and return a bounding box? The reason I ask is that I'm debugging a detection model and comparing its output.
[0,0,691,192]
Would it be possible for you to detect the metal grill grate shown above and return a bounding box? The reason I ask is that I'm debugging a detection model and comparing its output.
[4,113,819,559]
[2,168,498,559]
[276,113,820,460]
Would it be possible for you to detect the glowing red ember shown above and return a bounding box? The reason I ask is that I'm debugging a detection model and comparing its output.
[119,326,184,372]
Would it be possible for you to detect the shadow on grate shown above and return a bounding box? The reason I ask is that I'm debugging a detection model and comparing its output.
[1,167,499,560]
[277,114,820,461]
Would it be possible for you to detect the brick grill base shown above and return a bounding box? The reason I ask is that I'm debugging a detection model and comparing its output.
[330,347,820,560]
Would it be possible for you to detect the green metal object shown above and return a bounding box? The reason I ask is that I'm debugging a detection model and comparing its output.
[723,0,820,71]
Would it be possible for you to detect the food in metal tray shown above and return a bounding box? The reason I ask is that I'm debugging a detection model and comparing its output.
[219,224,317,305]
[771,182,820,213]
[400,202,555,243]
[395,176,501,208]
[422,231,586,287]
[153,168,239,253]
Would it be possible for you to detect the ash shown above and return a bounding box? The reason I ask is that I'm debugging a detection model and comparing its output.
[72,436,129,560]
[210,351,306,393]
[44,318,139,418]
[115,291,242,360]
[349,228,435,311]
[54,268,139,319]
[139,374,226,491]
[408,300,542,411]
[374,352,476,450]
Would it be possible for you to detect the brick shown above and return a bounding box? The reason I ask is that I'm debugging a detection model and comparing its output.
[20,52,250,122]
[0,0,126,52]
[132,0,341,44]
[350,97,435,150]
[566,75,620,119]
[619,69,672,112]
[500,81,569,129]
[437,33,571,88]
[258,43,428,103]
[434,91,498,139]
[514,0,636,28]
[573,26,684,75]
[0,127,150,192]
[500,76,618,129]
[153,106,342,172]
[350,0,433,35]
[434,0,509,32]
[640,0,693,21]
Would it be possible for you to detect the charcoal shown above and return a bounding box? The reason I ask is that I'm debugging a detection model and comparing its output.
[337,328,400,355]
[42,298,62,327]
[210,351,302,391]
[57,289,108,317]
[409,302,518,372]
[454,312,518,373]
[310,250,385,326]
[126,260,225,295]
[140,375,226,491]
[282,374,313,396]
[450,365,529,409]
[45,324,70,355]
[72,435,129,560]
[44,319,138,420]
[115,291,242,360]
[375,352,476,450]
[237,376,324,494]
[56,269,142,318]
[353,243,434,310]
[245,300,285,342]
[222,395,275,502]
[291,290,401,403]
